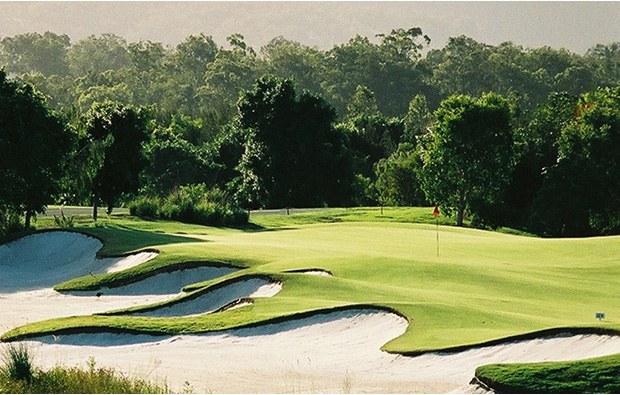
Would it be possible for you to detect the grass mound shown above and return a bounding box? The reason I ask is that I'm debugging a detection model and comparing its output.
[0,343,167,394]
[475,353,620,393]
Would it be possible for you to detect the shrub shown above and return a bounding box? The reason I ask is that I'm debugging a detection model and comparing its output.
[128,196,161,218]
[53,212,75,228]
[128,184,248,226]
[0,209,25,236]
[1,343,34,383]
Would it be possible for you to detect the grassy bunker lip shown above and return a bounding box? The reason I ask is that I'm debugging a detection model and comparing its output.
[54,260,244,292]
[100,274,280,316]
[1,304,406,342]
[390,326,620,357]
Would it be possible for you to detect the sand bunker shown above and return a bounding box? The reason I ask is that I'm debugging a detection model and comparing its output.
[24,309,620,393]
[286,269,333,277]
[0,231,156,292]
[0,232,236,334]
[129,278,281,317]
[71,265,238,296]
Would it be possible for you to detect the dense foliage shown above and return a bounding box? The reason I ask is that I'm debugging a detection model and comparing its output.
[0,70,71,228]
[0,28,619,236]
[420,93,514,226]
[128,184,248,226]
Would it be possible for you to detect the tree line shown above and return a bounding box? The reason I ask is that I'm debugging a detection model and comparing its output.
[0,28,619,236]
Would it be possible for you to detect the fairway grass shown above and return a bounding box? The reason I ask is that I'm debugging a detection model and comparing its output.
[2,211,619,357]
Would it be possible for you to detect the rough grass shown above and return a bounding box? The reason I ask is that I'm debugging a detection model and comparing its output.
[475,353,620,393]
[0,342,167,394]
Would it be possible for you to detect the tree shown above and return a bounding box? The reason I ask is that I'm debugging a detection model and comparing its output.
[346,85,380,120]
[0,70,71,228]
[421,93,514,226]
[586,42,620,87]
[0,32,70,76]
[84,101,150,220]
[375,143,427,207]
[344,114,405,178]
[502,92,578,225]
[235,76,352,208]
[200,34,263,119]
[324,29,430,117]
[376,27,430,62]
[67,34,130,76]
[529,87,620,236]
[173,33,218,85]
[261,36,325,96]
[141,130,215,197]
[403,94,433,144]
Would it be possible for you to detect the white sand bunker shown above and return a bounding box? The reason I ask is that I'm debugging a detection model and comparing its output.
[129,278,282,317]
[0,231,157,293]
[70,265,238,297]
[286,269,333,277]
[23,309,620,393]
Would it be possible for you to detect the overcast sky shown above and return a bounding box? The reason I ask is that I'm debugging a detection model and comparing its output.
[0,2,618,54]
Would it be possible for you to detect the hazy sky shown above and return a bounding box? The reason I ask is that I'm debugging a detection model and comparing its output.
[0,2,618,54]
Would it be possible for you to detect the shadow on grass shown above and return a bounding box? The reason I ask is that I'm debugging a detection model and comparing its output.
[78,225,201,256]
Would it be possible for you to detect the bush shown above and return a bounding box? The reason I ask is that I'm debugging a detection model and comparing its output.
[53,212,75,228]
[128,184,248,226]
[128,196,161,218]
[0,209,25,236]
[1,343,34,383]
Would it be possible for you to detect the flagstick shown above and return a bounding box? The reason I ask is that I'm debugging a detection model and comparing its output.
[436,216,439,257]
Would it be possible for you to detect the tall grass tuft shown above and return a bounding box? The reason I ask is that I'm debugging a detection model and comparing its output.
[1,343,35,383]
[53,212,75,228]
[0,352,169,394]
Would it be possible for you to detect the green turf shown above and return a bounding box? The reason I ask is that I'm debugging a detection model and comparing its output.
[475,353,620,393]
[2,209,618,355]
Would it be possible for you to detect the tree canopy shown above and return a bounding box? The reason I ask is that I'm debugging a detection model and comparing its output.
[0,70,71,227]
[421,93,514,226]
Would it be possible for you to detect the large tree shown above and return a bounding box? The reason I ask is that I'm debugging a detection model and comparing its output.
[421,93,514,226]
[529,87,620,236]
[84,101,150,219]
[0,70,71,228]
[235,76,352,208]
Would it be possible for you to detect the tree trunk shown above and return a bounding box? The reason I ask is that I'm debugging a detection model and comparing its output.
[456,187,466,226]
[456,208,464,227]
[93,192,98,221]
[25,210,31,229]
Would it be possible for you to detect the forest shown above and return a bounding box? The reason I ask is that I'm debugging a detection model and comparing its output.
[1,28,619,237]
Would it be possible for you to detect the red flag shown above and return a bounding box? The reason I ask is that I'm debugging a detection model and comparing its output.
[433,204,439,218]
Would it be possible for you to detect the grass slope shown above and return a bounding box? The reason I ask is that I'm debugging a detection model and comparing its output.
[475,353,620,393]
[2,208,619,355]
